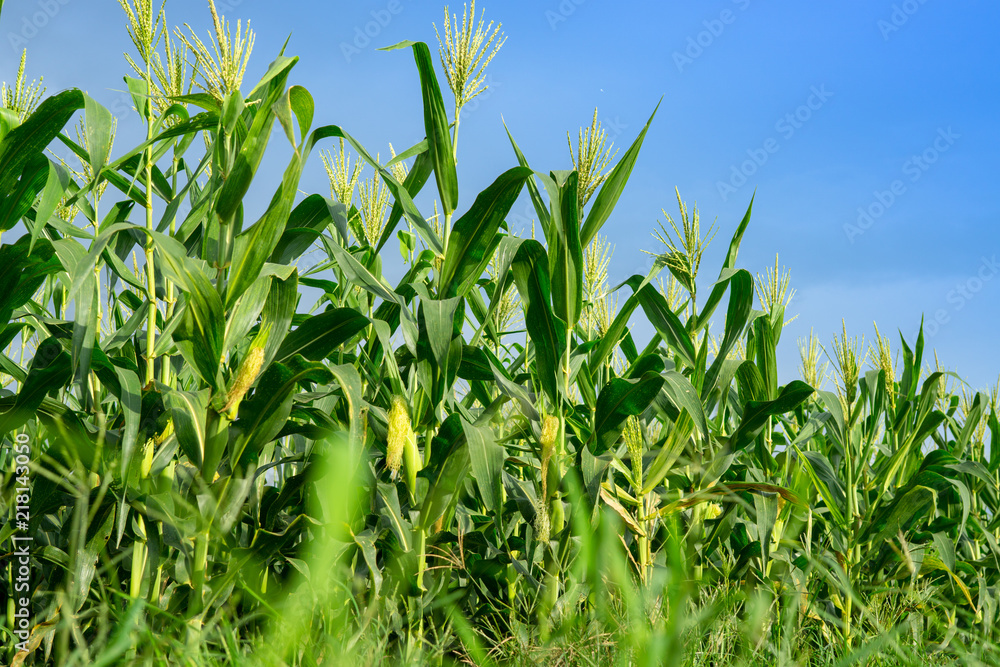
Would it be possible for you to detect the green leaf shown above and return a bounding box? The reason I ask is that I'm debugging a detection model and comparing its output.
[755,493,778,563]
[273,308,369,364]
[376,148,434,254]
[863,485,937,545]
[229,364,300,467]
[439,166,531,297]
[590,371,665,455]
[502,120,551,237]
[124,76,149,118]
[633,279,696,368]
[83,94,113,180]
[215,58,298,226]
[695,194,754,330]
[0,234,62,324]
[421,420,470,530]
[419,294,462,372]
[729,381,814,451]
[270,194,336,264]
[660,370,709,440]
[154,232,225,390]
[385,41,458,215]
[222,275,272,355]
[111,363,141,548]
[0,89,84,195]
[458,345,496,382]
[29,159,70,253]
[750,316,777,400]
[735,360,766,405]
[354,529,383,592]
[511,240,565,405]
[580,99,660,247]
[793,446,849,532]
[327,364,366,442]
[607,276,695,370]
[703,269,754,398]
[0,337,72,436]
[164,387,210,467]
[464,419,505,516]
[274,84,315,148]
[0,153,47,232]
[546,170,584,329]
[325,240,404,306]
[71,496,115,613]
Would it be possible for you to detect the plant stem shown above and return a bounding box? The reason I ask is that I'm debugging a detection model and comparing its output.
[130,519,147,599]
[161,157,179,388]
[143,60,157,386]
[190,529,209,616]
[416,525,427,591]
[843,402,857,649]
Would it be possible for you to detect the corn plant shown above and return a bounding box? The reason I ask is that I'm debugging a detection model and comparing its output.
[1,2,999,665]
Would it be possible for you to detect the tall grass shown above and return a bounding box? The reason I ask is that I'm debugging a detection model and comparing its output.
[1,2,999,665]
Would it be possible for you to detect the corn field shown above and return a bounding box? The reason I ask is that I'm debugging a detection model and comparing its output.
[1,2,998,665]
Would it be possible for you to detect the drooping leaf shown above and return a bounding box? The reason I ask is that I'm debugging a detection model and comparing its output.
[729,381,814,451]
[0,337,72,436]
[163,387,211,467]
[794,446,848,532]
[382,41,457,216]
[464,419,505,517]
[590,372,665,455]
[273,308,369,364]
[0,89,84,195]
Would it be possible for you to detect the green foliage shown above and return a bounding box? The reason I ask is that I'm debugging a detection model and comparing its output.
[1,3,999,666]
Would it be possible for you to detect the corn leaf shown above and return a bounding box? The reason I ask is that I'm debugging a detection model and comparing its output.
[439,166,531,298]
[580,100,660,248]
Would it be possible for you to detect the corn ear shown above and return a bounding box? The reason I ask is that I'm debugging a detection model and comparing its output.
[223,325,270,416]
[387,396,420,500]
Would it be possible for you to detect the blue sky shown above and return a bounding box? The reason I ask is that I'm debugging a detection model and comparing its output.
[3,0,999,392]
